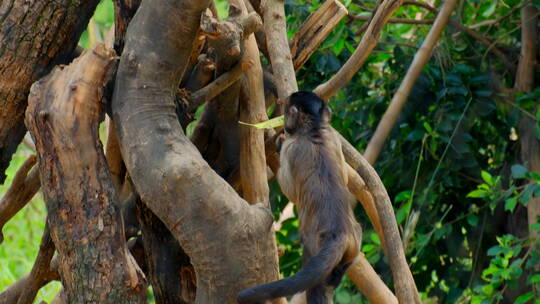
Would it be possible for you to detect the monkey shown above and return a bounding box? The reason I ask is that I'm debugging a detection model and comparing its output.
[237,91,361,304]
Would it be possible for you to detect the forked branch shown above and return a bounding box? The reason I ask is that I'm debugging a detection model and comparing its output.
[0,155,40,244]
[314,0,402,101]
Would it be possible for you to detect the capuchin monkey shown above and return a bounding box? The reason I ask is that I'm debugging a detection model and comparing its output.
[237,91,362,304]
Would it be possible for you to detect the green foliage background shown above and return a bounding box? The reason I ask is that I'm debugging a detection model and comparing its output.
[1,0,540,303]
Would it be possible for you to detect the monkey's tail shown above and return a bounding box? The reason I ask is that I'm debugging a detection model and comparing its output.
[237,236,345,303]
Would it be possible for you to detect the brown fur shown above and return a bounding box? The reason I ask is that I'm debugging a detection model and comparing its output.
[237,91,361,304]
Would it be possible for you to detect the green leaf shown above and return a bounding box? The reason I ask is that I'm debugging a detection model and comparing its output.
[515,292,534,304]
[239,115,284,129]
[332,38,345,56]
[487,246,504,256]
[482,1,497,17]
[530,222,540,232]
[511,164,528,179]
[504,197,517,212]
[395,190,412,202]
[529,274,540,284]
[467,214,479,226]
[467,189,488,198]
[423,122,433,133]
[481,171,494,186]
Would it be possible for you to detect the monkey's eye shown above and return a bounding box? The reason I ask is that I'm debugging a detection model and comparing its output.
[290,106,298,114]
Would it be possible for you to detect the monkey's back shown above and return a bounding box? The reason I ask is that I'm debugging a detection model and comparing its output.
[278,128,361,264]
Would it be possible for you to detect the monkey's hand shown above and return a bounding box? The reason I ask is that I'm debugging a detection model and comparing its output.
[275,132,286,153]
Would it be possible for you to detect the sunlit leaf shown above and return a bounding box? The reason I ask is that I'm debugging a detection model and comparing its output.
[239,115,284,129]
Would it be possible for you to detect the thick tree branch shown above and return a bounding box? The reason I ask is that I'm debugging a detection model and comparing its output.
[0,155,40,244]
[261,0,299,100]
[290,0,348,71]
[364,0,458,164]
[26,45,146,303]
[0,0,100,183]
[111,0,282,300]
[339,133,421,303]
[223,0,272,206]
[314,0,402,101]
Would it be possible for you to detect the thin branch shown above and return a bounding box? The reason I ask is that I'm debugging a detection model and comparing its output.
[16,223,57,304]
[314,0,402,101]
[0,225,59,304]
[404,0,517,71]
[364,0,458,164]
[0,155,40,244]
[189,58,252,111]
[351,15,434,24]
[469,0,530,30]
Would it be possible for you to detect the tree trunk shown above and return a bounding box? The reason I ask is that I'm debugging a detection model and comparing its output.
[111,0,282,302]
[515,5,539,240]
[25,45,147,303]
[0,0,100,183]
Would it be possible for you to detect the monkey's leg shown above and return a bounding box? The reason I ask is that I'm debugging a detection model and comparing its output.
[326,262,351,287]
[306,284,333,304]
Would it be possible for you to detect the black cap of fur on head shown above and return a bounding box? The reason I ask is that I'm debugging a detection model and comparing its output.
[288,91,325,118]
[284,91,331,135]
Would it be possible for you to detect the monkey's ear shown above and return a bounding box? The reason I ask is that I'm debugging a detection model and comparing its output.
[322,106,332,121]
[290,105,298,114]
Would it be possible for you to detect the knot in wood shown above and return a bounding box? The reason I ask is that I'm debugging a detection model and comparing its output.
[157,120,171,133]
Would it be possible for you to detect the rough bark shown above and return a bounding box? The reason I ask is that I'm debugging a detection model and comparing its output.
[340,133,421,303]
[25,45,146,303]
[0,0,100,183]
[290,0,348,71]
[515,5,539,240]
[136,198,196,304]
[111,0,282,301]
[0,155,40,243]
[314,0,403,101]
[364,0,458,164]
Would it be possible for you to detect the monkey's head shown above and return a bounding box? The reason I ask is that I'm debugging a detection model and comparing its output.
[284,91,331,135]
